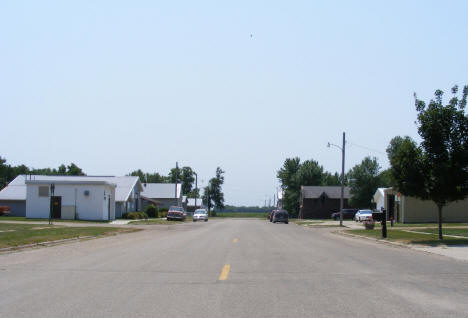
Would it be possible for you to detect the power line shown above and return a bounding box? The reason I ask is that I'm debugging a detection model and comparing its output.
[347,141,387,156]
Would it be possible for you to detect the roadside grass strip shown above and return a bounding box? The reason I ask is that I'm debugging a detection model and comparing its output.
[0,223,138,249]
[218,264,231,281]
[0,216,110,223]
[347,228,468,246]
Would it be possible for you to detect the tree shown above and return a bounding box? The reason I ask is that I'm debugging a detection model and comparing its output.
[277,157,302,217]
[348,157,382,208]
[66,163,85,176]
[297,160,324,186]
[169,166,195,195]
[129,170,168,183]
[387,85,468,239]
[202,167,225,211]
[322,172,341,186]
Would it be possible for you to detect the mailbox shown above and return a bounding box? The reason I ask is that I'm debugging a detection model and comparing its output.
[372,211,384,221]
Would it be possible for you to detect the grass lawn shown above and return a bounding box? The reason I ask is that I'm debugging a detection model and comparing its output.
[415,228,468,238]
[0,223,137,248]
[215,212,267,218]
[347,228,468,246]
[0,216,110,223]
[382,222,468,228]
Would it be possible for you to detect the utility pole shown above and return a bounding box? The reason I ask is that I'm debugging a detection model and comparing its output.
[328,132,346,227]
[175,162,179,206]
[340,132,346,227]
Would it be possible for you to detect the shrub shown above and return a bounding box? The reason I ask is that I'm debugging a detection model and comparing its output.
[122,213,128,219]
[126,212,148,220]
[363,220,375,230]
[159,210,167,218]
[209,210,217,217]
[145,205,157,218]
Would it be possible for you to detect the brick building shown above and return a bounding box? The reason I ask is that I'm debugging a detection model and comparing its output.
[299,186,351,219]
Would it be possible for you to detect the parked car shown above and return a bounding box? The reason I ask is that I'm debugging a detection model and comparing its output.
[166,206,186,221]
[272,210,289,224]
[269,209,278,222]
[331,209,358,220]
[354,209,373,222]
[193,209,208,222]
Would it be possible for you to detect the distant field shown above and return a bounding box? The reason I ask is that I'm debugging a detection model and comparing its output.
[215,212,268,218]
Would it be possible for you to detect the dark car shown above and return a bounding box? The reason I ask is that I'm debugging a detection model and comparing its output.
[272,210,289,224]
[331,209,358,220]
[166,206,186,221]
[269,209,278,222]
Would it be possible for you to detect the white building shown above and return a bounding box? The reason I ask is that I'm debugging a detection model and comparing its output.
[26,179,116,221]
[381,187,468,223]
[1,175,142,221]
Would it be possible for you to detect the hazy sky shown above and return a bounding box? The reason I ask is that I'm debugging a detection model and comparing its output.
[1,1,467,206]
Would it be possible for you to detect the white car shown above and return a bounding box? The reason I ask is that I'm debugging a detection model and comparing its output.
[193,209,208,222]
[355,209,373,222]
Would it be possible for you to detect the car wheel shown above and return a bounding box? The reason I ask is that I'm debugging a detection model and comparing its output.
[205,219,208,222]
[193,219,196,222]
[285,221,288,224]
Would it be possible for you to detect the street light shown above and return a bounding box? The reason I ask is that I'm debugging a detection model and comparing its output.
[327,132,346,227]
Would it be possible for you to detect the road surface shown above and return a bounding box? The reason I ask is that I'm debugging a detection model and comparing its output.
[1,219,467,317]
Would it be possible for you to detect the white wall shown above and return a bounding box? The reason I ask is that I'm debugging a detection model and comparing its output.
[26,184,116,220]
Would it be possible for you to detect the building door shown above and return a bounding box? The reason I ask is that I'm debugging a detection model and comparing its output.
[108,196,111,220]
[51,196,61,219]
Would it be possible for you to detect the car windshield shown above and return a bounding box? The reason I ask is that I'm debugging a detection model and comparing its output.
[360,210,372,214]
[195,210,206,214]
[169,206,183,212]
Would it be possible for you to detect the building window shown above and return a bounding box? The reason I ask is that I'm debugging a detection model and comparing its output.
[38,186,49,197]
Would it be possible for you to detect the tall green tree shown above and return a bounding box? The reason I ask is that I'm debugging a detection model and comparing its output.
[169,166,195,195]
[202,167,225,211]
[277,157,302,216]
[347,156,382,208]
[387,85,468,239]
[129,169,168,183]
[66,163,85,176]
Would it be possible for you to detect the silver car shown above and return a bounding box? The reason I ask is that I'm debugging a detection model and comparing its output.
[355,209,373,222]
[193,209,208,222]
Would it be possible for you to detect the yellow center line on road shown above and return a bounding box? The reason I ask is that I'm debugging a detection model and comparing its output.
[218,264,231,281]
[233,238,238,243]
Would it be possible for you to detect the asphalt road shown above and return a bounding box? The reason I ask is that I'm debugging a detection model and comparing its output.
[1,219,467,318]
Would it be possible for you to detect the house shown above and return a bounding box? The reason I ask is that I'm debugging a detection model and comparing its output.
[0,175,27,216]
[0,175,142,220]
[186,198,203,212]
[299,186,352,219]
[382,188,468,223]
[140,183,182,210]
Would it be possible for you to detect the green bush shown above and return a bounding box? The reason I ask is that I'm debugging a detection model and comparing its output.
[209,210,217,217]
[126,212,148,220]
[145,205,158,218]
[122,213,128,219]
